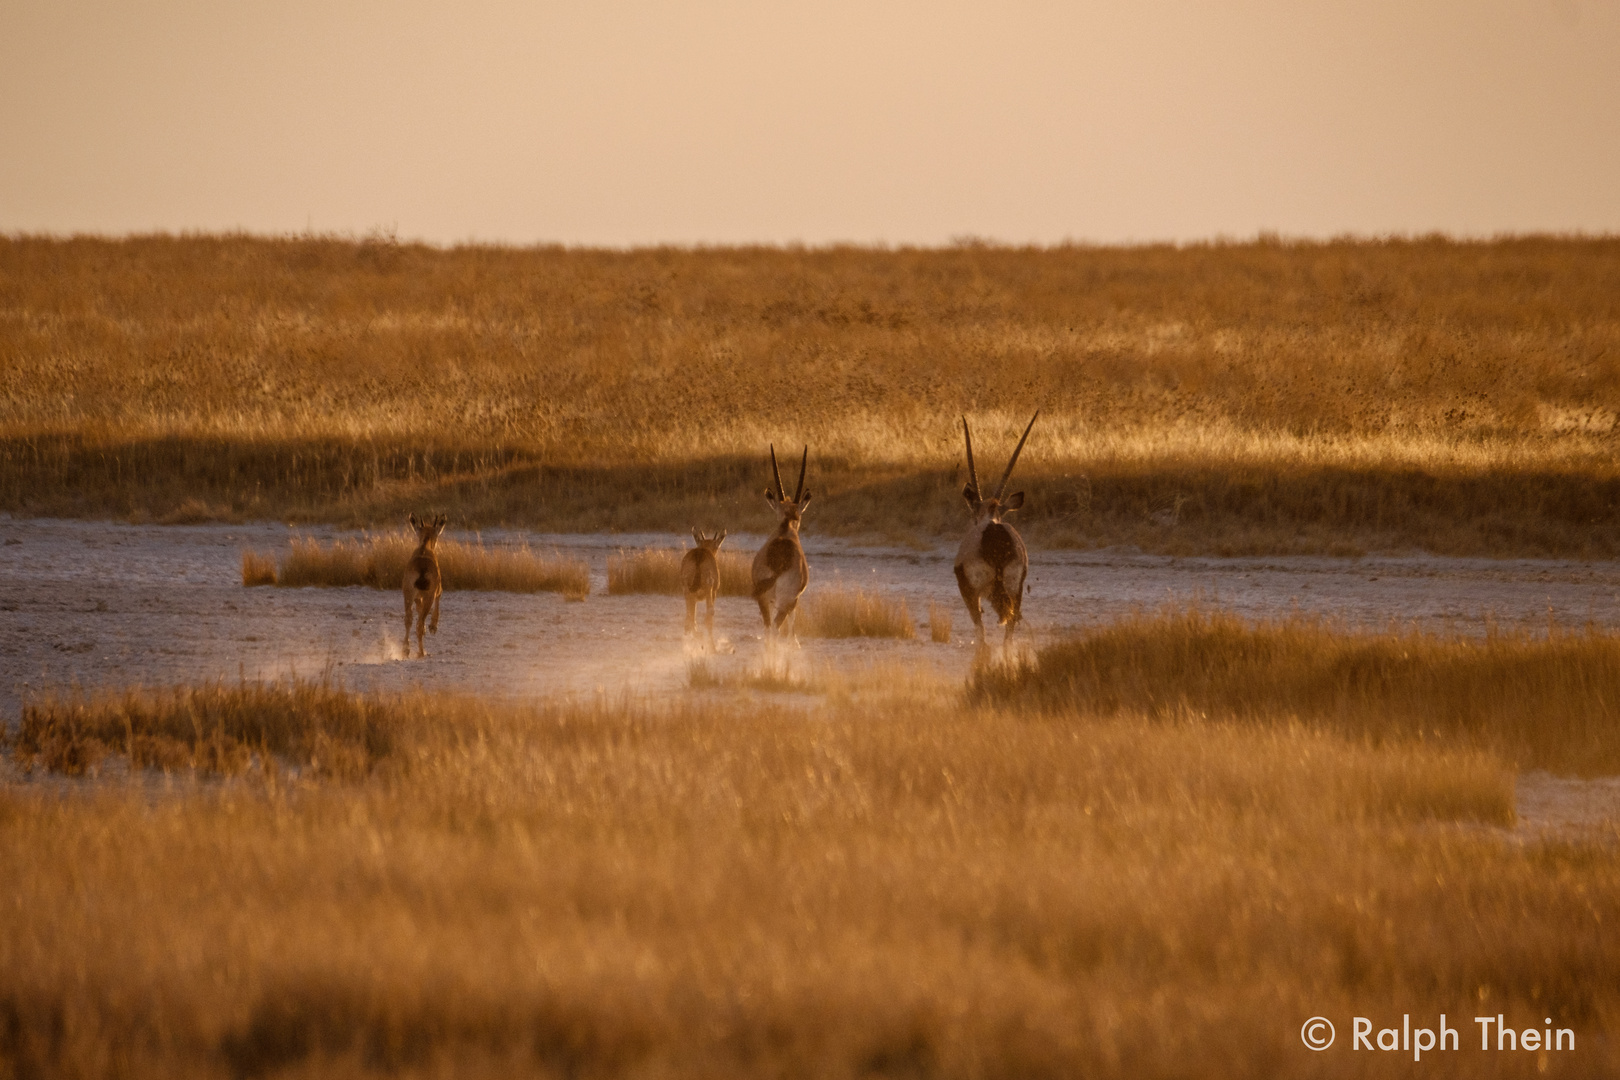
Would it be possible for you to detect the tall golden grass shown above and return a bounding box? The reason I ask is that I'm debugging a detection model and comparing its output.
[243,532,589,595]
[974,606,1620,773]
[606,546,753,596]
[5,234,1620,554]
[801,585,917,639]
[6,667,1619,1077]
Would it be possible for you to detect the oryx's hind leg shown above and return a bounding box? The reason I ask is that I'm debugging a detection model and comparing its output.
[704,594,716,651]
[754,580,776,634]
[773,595,803,647]
[954,565,986,644]
[996,567,1026,651]
[684,593,699,636]
[429,591,440,635]
[415,598,430,658]
[402,590,415,656]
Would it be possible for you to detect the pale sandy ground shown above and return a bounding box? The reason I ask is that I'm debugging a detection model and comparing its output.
[4,516,1620,833]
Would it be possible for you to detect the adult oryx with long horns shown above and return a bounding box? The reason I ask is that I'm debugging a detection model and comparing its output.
[954,412,1038,647]
[752,444,811,642]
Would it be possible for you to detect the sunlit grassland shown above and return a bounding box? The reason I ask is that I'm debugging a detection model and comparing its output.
[240,531,589,596]
[3,647,1617,1078]
[4,234,1620,555]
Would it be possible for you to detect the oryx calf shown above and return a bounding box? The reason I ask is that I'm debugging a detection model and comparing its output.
[681,528,726,650]
[402,512,446,658]
[954,413,1038,647]
[752,445,811,641]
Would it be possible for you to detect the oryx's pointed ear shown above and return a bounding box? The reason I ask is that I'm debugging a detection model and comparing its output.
[409,513,419,529]
[798,491,811,512]
[716,529,726,546]
[962,484,980,506]
[1003,491,1025,512]
[693,527,703,545]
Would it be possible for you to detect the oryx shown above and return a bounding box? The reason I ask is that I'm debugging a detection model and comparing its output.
[681,528,727,650]
[752,445,811,641]
[402,512,447,658]
[953,413,1038,647]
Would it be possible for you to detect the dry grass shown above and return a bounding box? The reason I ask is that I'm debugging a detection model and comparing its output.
[974,606,1620,774]
[927,600,954,643]
[239,548,277,586]
[6,672,1619,1078]
[5,234,1620,554]
[5,680,399,781]
[606,545,753,596]
[801,584,917,639]
[255,531,590,596]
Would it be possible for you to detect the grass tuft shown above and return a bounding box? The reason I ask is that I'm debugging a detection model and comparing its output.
[801,586,916,639]
[5,681,400,780]
[927,600,953,643]
[974,605,1620,773]
[240,549,277,587]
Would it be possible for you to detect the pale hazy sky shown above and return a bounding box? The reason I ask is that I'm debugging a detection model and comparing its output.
[3,1,1618,246]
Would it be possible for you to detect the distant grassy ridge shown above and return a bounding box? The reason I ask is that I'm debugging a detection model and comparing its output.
[242,532,589,595]
[5,234,1620,554]
[975,607,1620,773]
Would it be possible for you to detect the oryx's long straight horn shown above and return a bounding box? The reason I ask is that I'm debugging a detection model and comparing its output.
[993,411,1040,500]
[962,416,980,496]
[793,445,808,503]
[769,444,786,500]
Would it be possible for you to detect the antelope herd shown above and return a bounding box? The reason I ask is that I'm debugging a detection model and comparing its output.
[404,414,1039,657]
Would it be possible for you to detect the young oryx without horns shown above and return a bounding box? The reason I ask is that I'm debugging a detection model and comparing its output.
[402,512,446,658]
[752,445,811,641]
[681,528,726,650]
[954,413,1038,647]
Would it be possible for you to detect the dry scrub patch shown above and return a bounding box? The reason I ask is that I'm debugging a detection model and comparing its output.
[607,546,753,596]
[6,235,1620,554]
[251,533,589,596]
[975,607,1620,773]
[239,548,277,586]
[10,679,1613,1079]
[4,681,404,780]
[801,585,917,639]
